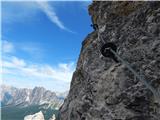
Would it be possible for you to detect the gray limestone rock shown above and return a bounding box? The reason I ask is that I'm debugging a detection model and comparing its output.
[60,1,160,120]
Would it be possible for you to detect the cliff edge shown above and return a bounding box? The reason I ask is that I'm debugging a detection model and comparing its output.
[60,1,160,120]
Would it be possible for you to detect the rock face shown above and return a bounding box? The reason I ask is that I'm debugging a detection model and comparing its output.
[1,85,63,108]
[60,1,160,120]
[24,111,45,120]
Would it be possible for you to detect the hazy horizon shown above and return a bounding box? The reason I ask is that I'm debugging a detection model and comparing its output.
[1,84,69,94]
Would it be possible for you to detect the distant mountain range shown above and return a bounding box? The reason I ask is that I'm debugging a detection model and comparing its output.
[1,85,68,120]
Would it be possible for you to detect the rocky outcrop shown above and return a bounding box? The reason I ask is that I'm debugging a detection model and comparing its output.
[24,111,45,120]
[60,1,160,120]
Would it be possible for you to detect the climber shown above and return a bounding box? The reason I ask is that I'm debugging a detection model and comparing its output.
[91,24,98,30]
[100,42,119,63]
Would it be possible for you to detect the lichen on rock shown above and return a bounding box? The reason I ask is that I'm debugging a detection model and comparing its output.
[60,1,160,120]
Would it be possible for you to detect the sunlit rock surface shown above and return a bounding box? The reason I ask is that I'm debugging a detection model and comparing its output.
[24,111,44,120]
[60,1,160,120]
[49,114,56,120]
[24,111,56,120]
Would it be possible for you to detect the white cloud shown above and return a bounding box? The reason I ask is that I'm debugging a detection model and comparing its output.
[2,40,44,59]
[12,57,26,67]
[2,1,75,33]
[2,56,75,83]
[36,1,75,33]
[2,40,14,53]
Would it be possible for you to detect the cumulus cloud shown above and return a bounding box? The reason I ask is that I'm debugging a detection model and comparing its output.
[2,40,14,53]
[2,40,44,60]
[2,56,75,83]
[1,41,75,83]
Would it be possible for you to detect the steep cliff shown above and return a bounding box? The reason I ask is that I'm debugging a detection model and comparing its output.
[60,1,160,120]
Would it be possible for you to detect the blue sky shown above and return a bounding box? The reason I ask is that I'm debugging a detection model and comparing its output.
[1,1,92,92]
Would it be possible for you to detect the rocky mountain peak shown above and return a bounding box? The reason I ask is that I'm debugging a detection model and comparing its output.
[60,1,160,120]
[33,86,45,92]
[1,85,64,108]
